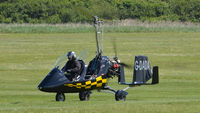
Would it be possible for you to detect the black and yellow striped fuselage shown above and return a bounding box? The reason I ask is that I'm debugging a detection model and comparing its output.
[61,76,108,92]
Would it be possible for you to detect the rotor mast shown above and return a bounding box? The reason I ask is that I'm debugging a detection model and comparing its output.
[94,16,104,56]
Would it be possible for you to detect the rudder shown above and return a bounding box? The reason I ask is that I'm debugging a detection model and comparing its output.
[133,55,152,84]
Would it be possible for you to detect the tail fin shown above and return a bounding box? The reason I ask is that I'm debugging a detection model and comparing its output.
[119,55,159,86]
[133,55,152,84]
[152,66,159,84]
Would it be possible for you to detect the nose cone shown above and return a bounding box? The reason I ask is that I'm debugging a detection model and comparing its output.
[38,81,45,91]
[38,68,69,92]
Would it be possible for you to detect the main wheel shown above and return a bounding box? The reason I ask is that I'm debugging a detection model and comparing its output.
[79,91,91,101]
[115,90,128,101]
[56,92,65,101]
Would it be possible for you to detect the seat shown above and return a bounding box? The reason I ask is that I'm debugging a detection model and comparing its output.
[78,60,85,74]
[85,57,101,80]
[74,60,87,81]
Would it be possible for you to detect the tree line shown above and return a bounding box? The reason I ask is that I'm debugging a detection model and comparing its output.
[0,0,199,23]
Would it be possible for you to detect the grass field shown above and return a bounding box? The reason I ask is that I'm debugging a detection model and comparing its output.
[0,32,200,113]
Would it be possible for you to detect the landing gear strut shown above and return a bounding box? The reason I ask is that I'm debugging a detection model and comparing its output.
[102,86,128,101]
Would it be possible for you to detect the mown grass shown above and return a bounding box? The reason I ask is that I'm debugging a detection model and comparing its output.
[0,32,200,113]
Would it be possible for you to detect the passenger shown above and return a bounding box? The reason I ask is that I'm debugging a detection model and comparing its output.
[62,51,81,81]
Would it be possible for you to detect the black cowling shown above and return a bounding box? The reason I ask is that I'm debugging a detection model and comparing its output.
[38,68,69,90]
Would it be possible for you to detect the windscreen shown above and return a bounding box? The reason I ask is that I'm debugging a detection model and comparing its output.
[54,53,68,71]
[77,50,88,63]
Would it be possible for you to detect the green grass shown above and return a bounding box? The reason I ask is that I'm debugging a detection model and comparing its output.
[0,32,200,113]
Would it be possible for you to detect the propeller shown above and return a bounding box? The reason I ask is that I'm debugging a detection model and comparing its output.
[112,37,132,69]
[119,62,132,69]
[113,37,117,57]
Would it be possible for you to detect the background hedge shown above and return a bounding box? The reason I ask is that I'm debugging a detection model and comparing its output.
[0,0,199,23]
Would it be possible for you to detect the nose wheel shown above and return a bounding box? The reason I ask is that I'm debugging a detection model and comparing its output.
[102,86,128,101]
[115,90,128,101]
[56,92,65,101]
[79,91,91,101]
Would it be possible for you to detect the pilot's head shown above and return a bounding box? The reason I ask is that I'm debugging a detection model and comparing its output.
[67,51,76,61]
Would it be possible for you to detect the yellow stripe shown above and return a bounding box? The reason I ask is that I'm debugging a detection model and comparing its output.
[64,84,73,87]
[85,86,91,89]
[96,76,102,81]
[97,83,102,87]
[76,83,82,88]
[102,79,107,83]
[85,81,91,85]
[91,81,97,86]
[76,83,82,86]
[64,78,107,89]
[81,85,86,87]
[76,86,81,88]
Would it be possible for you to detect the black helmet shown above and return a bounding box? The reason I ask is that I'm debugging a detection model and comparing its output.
[67,51,76,60]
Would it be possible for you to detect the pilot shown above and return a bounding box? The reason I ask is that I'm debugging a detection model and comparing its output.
[62,51,81,81]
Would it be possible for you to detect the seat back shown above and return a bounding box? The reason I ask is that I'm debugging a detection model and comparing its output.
[86,57,101,75]
[78,60,85,74]
[78,60,87,80]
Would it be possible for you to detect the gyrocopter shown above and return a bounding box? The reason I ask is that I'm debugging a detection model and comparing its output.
[38,16,159,101]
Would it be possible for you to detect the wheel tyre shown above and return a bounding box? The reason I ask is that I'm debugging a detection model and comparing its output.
[115,90,126,101]
[56,92,65,101]
[79,91,90,101]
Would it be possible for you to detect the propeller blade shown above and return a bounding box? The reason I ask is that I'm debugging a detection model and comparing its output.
[119,62,132,69]
[113,37,117,57]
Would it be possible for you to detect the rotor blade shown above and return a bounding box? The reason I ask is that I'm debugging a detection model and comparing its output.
[72,6,94,19]
[72,5,108,23]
